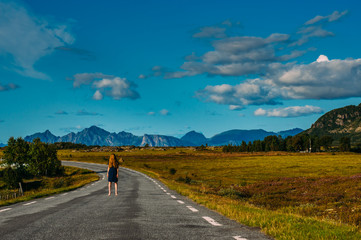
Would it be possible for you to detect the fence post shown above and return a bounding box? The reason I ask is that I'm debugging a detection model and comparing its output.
[19,182,23,195]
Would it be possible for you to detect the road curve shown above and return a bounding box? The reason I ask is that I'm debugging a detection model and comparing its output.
[0,161,272,240]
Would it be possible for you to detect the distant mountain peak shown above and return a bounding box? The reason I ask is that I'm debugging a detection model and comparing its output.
[181,131,207,146]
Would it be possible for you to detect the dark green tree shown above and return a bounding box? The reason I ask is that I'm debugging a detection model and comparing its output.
[28,138,63,177]
[3,137,30,170]
[2,167,22,189]
[339,136,351,152]
[319,135,333,151]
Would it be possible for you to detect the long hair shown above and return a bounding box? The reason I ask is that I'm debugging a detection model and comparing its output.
[108,154,119,168]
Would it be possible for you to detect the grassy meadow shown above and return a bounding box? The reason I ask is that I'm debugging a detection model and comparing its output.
[57,148,361,239]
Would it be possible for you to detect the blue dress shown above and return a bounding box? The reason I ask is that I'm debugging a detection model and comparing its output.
[108,167,118,183]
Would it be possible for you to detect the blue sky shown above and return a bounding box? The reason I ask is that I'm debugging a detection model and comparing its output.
[1,0,361,143]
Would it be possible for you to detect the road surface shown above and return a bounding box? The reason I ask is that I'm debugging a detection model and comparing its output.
[0,161,272,240]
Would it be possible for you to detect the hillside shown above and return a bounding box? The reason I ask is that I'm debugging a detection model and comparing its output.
[305,103,361,142]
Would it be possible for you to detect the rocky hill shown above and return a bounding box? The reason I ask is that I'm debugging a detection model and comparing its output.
[305,103,361,142]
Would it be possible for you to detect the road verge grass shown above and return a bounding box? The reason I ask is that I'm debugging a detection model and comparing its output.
[0,166,99,206]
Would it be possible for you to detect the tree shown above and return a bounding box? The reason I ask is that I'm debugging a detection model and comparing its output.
[319,135,333,151]
[3,137,30,170]
[28,138,63,176]
[3,167,22,189]
[339,136,351,152]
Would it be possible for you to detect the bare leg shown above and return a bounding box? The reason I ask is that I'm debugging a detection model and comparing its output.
[115,182,118,195]
[108,182,111,196]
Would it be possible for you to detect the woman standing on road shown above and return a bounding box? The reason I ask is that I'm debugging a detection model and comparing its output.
[107,154,119,196]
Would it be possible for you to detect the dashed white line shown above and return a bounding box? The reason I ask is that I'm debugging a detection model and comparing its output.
[0,208,11,213]
[170,195,176,199]
[163,190,167,192]
[23,201,37,206]
[202,216,222,226]
[61,193,68,196]
[177,200,185,204]
[166,193,171,195]
[233,236,248,240]
[45,197,55,200]
[186,206,199,212]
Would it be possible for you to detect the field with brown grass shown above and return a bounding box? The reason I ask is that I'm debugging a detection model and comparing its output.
[56,148,361,239]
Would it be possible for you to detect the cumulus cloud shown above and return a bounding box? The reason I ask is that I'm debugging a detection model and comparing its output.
[69,73,140,100]
[196,79,280,106]
[254,105,323,117]
[0,82,20,91]
[0,2,74,79]
[93,77,140,100]
[162,10,348,82]
[198,55,361,108]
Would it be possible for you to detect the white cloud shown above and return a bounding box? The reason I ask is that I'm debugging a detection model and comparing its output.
[160,109,170,116]
[93,77,140,100]
[254,105,323,117]
[197,54,361,109]
[316,55,329,62]
[138,74,147,79]
[229,105,243,111]
[92,90,103,100]
[69,73,140,100]
[254,108,267,116]
[305,10,348,25]
[0,2,74,79]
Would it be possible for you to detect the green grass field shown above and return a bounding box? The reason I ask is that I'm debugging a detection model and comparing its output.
[57,148,361,239]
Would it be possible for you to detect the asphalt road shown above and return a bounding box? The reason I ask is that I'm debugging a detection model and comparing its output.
[0,161,272,240]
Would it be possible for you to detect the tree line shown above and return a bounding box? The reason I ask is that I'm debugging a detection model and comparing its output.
[222,134,354,153]
[1,137,63,189]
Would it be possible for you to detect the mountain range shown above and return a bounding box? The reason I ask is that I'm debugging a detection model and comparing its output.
[23,126,303,147]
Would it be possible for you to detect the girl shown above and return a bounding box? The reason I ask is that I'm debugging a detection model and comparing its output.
[107,154,119,196]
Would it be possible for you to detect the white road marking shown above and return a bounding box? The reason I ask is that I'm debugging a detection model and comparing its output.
[177,200,185,204]
[163,190,167,192]
[166,193,171,195]
[202,216,222,226]
[170,195,176,199]
[0,208,11,213]
[233,236,248,240]
[61,193,68,196]
[186,206,199,212]
[23,201,37,206]
[45,197,55,200]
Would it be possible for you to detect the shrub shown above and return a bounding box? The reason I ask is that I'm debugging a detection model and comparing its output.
[169,168,177,175]
[3,167,22,189]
